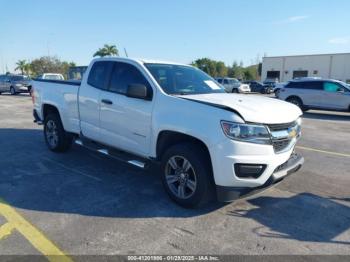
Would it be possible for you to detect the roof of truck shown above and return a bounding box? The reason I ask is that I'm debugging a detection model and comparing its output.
[92,57,189,66]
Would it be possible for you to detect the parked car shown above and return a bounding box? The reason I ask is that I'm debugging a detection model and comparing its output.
[215,77,250,93]
[278,79,350,112]
[37,73,65,80]
[263,78,279,88]
[243,81,273,94]
[32,57,304,208]
[0,74,32,95]
[68,66,88,80]
[273,82,288,96]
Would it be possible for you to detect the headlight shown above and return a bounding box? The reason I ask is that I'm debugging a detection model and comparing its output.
[15,83,22,87]
[296,117,302,126]
[221,121,271,145]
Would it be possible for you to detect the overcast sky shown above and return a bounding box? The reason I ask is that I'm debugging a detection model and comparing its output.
[1,0,350,72]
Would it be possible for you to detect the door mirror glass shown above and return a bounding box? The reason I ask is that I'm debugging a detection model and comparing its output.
[337,87,345,93]
[126,84,149,100]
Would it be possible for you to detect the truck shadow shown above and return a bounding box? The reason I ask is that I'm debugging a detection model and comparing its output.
[227,193,350,245]
[1,127,350,247]
[0,128,223,218]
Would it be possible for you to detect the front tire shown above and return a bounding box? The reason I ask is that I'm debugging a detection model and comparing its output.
[232,88,238,93]
[44,113,73,152]
[161,143,213,208]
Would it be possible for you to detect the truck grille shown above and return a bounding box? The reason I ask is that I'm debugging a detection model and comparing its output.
[272,138,292,153]
[266,121,299,153]
[267,121,297,132]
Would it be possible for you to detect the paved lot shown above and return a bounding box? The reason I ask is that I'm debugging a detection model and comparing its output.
[0,94,349,258]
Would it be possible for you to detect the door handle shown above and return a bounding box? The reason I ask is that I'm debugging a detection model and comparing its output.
[101,99,113,105]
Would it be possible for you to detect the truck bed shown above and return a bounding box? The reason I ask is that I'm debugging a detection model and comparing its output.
[32,78,81,134]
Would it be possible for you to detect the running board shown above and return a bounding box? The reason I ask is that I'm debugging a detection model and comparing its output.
[74,138,148,169]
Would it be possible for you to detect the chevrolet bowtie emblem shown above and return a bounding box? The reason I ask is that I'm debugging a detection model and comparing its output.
[288,127,297,138]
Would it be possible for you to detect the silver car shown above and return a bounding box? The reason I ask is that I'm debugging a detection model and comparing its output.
[215,77,250,93]
[0,74,32,95]
[278,79,350,112]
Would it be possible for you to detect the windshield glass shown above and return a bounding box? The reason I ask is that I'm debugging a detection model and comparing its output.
[45,74,63,80]
[12,75,28,81]
[145,63,225,95]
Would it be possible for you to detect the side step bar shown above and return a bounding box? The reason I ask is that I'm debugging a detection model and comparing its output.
[75,138,148,169]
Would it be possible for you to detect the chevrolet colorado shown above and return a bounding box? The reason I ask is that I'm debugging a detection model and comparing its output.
[32,57,304,207]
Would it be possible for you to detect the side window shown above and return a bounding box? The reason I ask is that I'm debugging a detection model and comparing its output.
[324,82,340,92]
[87,61,112,90]
[109,62,152,97]
[306,81,323,90]
[286,82,297,89]
[217,79,222,84]
[223,79,229,84]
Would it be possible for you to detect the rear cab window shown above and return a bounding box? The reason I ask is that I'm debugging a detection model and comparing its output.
[87,61,113,90]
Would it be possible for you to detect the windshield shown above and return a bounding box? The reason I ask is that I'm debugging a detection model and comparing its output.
[45,74,63,80]
[145,63,225,95]
[12,75,28,81]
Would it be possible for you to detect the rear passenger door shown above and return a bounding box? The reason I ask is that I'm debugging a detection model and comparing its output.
[99,61,154,156]
[301,81,323,107]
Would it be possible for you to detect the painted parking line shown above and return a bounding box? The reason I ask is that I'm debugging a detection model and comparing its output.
[297,146,350,158]
[0,198,73,262]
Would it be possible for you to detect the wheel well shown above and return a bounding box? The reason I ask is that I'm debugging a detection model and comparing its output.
[156,131,212,164]
[43,104,60,120]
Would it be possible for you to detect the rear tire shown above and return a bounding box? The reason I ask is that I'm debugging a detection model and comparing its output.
[232,88,238,93]
[160,143,213,208]
[10,87,16,95]
[286,96,305,111]
[44,113,73,152]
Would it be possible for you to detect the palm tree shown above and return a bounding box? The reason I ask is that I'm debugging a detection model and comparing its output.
[93,44,119,57]
[15,60,27,75]
[23,63,32,76]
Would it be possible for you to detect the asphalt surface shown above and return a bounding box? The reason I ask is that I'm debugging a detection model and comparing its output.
[0,94,349,257]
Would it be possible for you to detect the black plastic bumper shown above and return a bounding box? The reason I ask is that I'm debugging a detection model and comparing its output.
[216,153,304,202]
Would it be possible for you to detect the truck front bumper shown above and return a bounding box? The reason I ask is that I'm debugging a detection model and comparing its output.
[216,153,304,202]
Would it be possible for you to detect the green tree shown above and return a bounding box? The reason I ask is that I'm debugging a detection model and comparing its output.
[93,44,119,57]
[215,62,228,77]
[191,58,228,77]
[15,60,27,75]
[29,56,76,78]
[23,63,32,76]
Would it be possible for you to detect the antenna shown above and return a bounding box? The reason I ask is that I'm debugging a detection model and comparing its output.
[124,48,129,57]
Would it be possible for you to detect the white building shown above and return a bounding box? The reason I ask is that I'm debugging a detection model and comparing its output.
[261,53,350,83]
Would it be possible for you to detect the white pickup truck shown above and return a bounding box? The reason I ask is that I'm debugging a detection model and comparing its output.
[32,57,304,207]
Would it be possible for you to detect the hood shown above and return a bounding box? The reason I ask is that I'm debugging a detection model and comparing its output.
[180,93,302,124]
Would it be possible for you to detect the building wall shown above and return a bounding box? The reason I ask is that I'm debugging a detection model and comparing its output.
[262,53,350,83]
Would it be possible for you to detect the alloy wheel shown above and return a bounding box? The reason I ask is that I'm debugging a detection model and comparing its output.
[165,156,197,199]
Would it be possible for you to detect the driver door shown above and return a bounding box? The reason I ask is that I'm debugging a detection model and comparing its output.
[99,61,154,156]
[322,82,350,110]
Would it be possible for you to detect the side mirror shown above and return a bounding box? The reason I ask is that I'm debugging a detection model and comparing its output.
[126,84,151,100]
[337,87,345,93]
